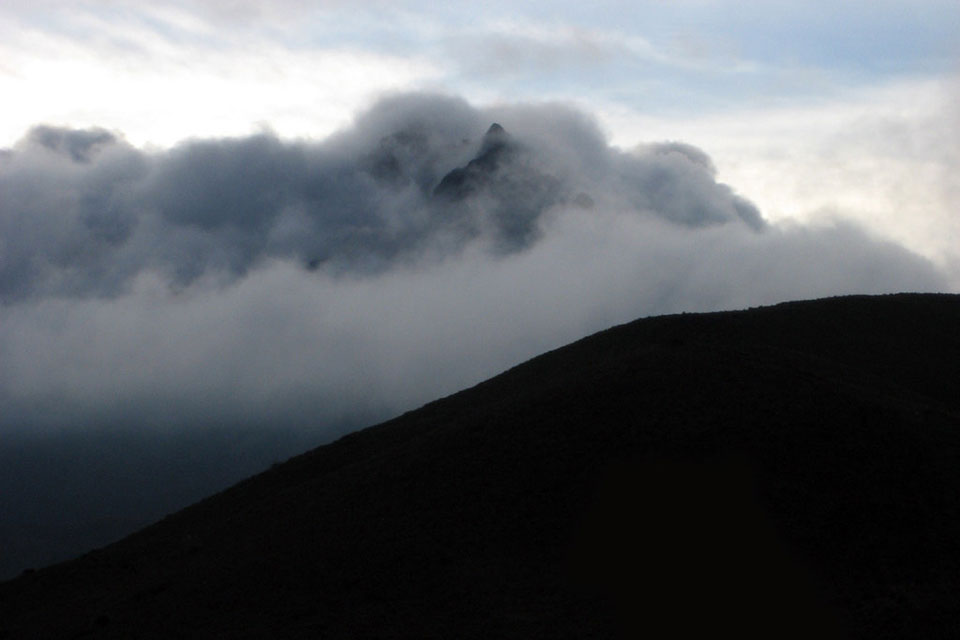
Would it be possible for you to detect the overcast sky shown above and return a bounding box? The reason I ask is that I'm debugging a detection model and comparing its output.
[2,0,958,436]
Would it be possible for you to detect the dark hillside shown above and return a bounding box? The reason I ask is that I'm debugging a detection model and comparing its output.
[2,293,960,638]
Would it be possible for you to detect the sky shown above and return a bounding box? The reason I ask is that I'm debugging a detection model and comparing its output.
[0,0,958,575]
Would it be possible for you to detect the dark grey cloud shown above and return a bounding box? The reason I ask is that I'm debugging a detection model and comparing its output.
[0,92,767,304]
[26,125,118,163]
[0,92,948,436]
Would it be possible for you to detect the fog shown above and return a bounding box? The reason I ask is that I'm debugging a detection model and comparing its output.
[1,92,944,435]
[0,92,947,578]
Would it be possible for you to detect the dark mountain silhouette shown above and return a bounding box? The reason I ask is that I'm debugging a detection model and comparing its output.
[431,123,561,251]
[433,123,514,200]
[2,293,960,638]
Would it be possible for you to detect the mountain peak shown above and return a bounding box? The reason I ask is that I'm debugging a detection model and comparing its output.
[485,122,505,137]
[480,122,508,151]
[432,123,515,201]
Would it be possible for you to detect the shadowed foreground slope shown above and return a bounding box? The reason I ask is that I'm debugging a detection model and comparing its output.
[2,293,960,638]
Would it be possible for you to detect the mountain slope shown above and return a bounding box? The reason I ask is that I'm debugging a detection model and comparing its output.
[2,293,960,638]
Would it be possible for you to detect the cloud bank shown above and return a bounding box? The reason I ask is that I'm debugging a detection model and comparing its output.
[0,92,946,434]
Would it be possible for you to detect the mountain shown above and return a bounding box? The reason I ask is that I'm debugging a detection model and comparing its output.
[431,122,561,251]
[432,122,515,200]
[2,293,960,638]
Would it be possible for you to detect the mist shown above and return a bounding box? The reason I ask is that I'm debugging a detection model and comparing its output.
[1,92,946,436]
[0,91,949,578]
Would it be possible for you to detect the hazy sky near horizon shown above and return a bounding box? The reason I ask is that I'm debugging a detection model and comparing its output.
[2,0,959,435]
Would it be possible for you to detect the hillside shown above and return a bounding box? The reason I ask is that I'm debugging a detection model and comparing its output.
[2,293,960,638]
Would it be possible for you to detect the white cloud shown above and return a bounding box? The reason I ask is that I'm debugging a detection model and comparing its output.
[0,93,948,435]
[0,6,442,148]
[1,207,943,434]
[595,76,960,282]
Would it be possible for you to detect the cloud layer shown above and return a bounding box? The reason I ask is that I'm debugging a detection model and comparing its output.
[0,92,946,434]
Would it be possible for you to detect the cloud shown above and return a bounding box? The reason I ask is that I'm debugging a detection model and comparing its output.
[0,93,763,302]
[605,76,960,275]
[0,92,947,434]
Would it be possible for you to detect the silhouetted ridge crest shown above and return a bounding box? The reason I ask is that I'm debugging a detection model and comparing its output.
[2,293,960,639]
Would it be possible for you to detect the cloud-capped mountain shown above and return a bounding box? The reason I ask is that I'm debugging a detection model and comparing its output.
[0,93,817,304]
[0,93,944,444]
[2,293,959,639]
